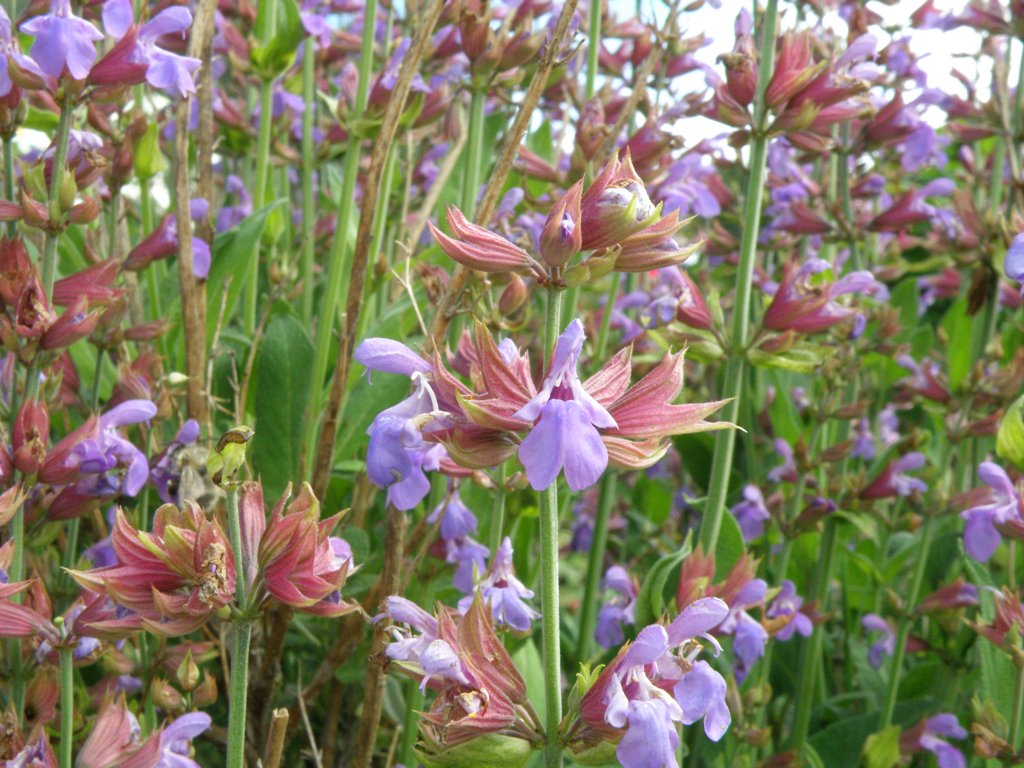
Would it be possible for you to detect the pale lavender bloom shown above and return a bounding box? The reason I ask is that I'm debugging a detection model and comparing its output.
[457,537,538,631]
[102,0,201,97]
[357,343,450,511]
[658,154,721,219]
[596,565,637,649]
[890,453,929,496]
[71,400,157,497]
[0,8,45,96]
[427,487,478,541]
[514,319,616,492]
[767,439,797,483]
[962,462,1021,562]
[731,484,770,541]
[83,508,118,567]
[1007,233,1024,292]
[379,596,438,662]
[766,580,813,641]
[718,579,768,683]
[917,714,967,768]
[22,0,104,80]
[862,613,895,668]
[156,711,211,768]
[851,418,875,460]
[446,536,488,594]
[216,175,253,232]
[602,598,732,768]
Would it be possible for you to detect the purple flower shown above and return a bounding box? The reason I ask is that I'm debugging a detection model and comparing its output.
[718,579,768,683]
[766,580,813,641]
[962,462,1022,562]
[862,613,896,669]
[157,711,211,768]
[150,419,201,504]
[0,8,45,96]
[514,319,616,492]
[357,341,450,511]
[427,487,478,541]
[767,439,797,484]
[70,399,157,497]
[457,537,538,631]
[21,0,104,80]
[379,596,439,664]
[1007,233,1024,291]
[445,536,488,594]
[596,598,732,768]
[596,565,637,649]
[103,0,201,97]
[731,485,770,541]
[916,714,967,768]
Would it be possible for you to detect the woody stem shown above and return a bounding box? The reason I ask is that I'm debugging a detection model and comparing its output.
[540,285,564,768]
[697,0,779,553]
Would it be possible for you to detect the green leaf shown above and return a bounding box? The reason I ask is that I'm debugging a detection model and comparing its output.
[204,200,286,342]
[714,508,744,581]
[940,296,972,392]
[862,725,901,768]
[251,0,304,76]
[512,640,545,725]
[252,311,314,501]
[963,542,1017,716]
[997,394,1024,472]
[633,532,692,628]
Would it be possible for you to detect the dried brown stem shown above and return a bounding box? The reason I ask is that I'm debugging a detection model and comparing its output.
[592,46,662,170]
[262,708,289,768]
[352,504,408,768]
[173,0,217,426]
[310,0,447,499]
[425,0,580,351]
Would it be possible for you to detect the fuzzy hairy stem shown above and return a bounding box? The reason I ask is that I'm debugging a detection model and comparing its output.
[698,0,779,552]
[58,643,72,768]
[576,472,616,663]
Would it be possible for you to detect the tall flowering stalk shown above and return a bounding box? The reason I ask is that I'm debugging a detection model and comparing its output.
[698,0,780,552]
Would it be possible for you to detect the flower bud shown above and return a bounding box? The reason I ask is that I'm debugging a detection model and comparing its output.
[192,670,218,708]
[207,425,254,488]
[13,399,48,475]
[40,296,100,350]
[498,274,527,315]
[59,170,78,215]
[539,181,583,269]
[151,677,184,713]
[580,151,660,251]
[20,187,49,229]
[0,238,35,306]
[176,650,201,692]
[69,197,100,225]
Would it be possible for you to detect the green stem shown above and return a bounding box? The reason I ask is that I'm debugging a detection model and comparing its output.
[41,94,73,298]
[697,0,778,553]
[58,643,73,768]
[305,0,377,474]
[3,135,14,238]
[584,0,601,100]
[226,620,253,768]
[1011,664,1024,752]
[576,472,615,663]
[463,88,486,218]
[489,462,507,554]
[227,488,247,608]
[301,35,316,325]
[878,514,935,729]
[595,273,620,361]
[541,286,564,768]
[226,485,251,768]
[790,518,838,748]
